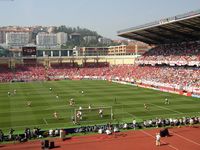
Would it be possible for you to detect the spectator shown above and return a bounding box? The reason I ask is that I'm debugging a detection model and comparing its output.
[105,128,112,135]
[133,119,137,130]
[113,126,119,133]
[0,129,4,142]
[98,128,103,134]
[9,128,15,140]
[49,129,54,137]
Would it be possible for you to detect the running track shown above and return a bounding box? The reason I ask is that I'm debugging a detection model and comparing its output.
[0,126,199,150]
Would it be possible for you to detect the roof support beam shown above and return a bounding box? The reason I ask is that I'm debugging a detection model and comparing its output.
[128,33,160,44]
[158,26,198,40]
[133,32,165,44]
[118,16,200,44]
[132,37,157,44]
[121,34,157,44]
[176,22,200,31]
[144,29,176,41]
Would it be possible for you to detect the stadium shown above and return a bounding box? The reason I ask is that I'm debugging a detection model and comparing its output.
[0,9,200,150]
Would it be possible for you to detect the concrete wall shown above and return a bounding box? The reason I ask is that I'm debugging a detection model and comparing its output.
[0,55,137,67]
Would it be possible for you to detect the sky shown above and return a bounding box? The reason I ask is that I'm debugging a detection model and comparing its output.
[0,0,199,39]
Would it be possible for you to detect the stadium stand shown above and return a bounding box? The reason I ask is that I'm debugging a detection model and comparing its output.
[0,64,199,94]
[117,9,200,95]
[135,41,200,66]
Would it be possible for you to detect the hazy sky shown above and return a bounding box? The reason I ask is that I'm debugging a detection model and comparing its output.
[0,0,199,39]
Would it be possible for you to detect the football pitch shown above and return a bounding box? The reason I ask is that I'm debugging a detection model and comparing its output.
[0,80,200,133]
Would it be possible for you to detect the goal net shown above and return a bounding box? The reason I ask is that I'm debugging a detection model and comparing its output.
[74,106,113,123]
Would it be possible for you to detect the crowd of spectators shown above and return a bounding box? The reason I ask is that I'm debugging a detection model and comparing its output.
[0,41,199,91]
[96,115,200,135]
[47,65,199,93]
[0,64,199,94]
[0,41,200,94]
[142,116,200,128]
[0,64,13,82]
[13,65,46,81]
[0,65,46,82]
[0,115,199,142]
[0,127,41,143]
[136,41,200,66]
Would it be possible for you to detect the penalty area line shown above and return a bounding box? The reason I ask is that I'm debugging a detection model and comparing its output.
[43,118,48,125]
[126,112,142,121]
[150,103,183,114]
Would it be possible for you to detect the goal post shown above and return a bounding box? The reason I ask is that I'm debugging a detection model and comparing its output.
[74,106,113,123]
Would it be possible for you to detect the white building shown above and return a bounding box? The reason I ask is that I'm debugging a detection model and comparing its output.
[83,36,97,42]
[56,32,68,45]
[0,31,5,44]
[47,26,56,33]
[36,32,57,48]
[6,32,30,47]
[98,37,112,44]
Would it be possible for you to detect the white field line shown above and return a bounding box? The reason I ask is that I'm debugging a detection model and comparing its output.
[43,118,48,125]
[171,131,200,146]
[0,106,68,114]
[44,105,67,110]
[140,130,179,150]
[137,112,200,119]
[126,112,143,121]
[0,121,71,130]
[124,108,199,122]
[150,103,183,114]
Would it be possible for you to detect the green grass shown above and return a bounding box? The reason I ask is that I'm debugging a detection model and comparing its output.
[0,80,200,134]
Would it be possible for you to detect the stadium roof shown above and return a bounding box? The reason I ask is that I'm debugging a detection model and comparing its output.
[117,10,200,45]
